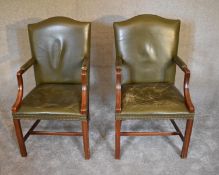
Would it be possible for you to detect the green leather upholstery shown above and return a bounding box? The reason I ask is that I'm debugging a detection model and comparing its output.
[28,17,90,85]
[114,14,180,84]
[116,83,194,120]
[114,15,194,120]
[13,84,86,120]
[13,17,90,120]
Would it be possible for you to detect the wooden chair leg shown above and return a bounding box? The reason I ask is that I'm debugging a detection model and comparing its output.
[181,119,194,159]
[13,119,27,157]
[82,121,90,160]
[115,120,122,159]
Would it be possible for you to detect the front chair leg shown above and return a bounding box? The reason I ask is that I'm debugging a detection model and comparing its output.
[181,119,194,159]
[13,119,27,157]
[82,121,90,159]
[115,120,122,159]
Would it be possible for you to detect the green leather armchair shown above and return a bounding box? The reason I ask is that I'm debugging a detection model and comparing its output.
[12,17,91,159]
[114,15,195,159]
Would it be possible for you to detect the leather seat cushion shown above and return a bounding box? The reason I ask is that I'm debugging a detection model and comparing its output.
[13,84,86,120]
[116,83,194,120]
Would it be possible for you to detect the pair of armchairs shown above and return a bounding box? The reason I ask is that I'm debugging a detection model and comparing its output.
[12,15,195,160]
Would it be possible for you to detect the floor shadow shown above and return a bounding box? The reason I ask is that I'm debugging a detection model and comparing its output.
[89,15,126,157]
[120,120,183,156]
[175,20,195,91]
[0,18,41,115]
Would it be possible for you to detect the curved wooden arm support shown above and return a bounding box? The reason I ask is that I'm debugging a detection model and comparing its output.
[12,70,24,113]
[116,67,122,113]
[20,58,35,72]
[115,56,123,113]
[81,65,88,115]
[116,56,123,69]
[174,56,195,113]
[12,58,35,113]
[82,57,89,71]
[183,69,195,112]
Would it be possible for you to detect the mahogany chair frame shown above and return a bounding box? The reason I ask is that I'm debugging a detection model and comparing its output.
[12,58,90,159]
[115,56,195,159]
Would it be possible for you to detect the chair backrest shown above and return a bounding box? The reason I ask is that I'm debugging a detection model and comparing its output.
[114,14,180,84]
[28,17,91,85]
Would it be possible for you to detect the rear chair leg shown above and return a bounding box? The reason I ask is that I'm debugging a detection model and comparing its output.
[13,119,27,157]
[181,119,194,159]
[82,121,90,159]
[115,120,122,159]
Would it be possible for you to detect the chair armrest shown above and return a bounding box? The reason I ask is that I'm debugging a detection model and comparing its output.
[20,58,35,73]
[173,56,195,113]
[115,56,122,113]
[116,68,122,113]
[82,57,89,71]
[81,57,89,115]
[115,56,123,70]
[12,58,35,113]
[173,56,188,72]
